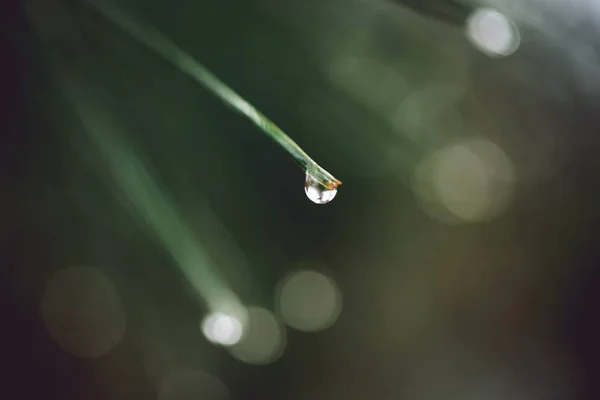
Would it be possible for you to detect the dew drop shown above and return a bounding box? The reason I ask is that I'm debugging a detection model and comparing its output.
[304,173,337,204]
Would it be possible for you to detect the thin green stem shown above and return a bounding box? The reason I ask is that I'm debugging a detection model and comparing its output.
[87,0,342,190]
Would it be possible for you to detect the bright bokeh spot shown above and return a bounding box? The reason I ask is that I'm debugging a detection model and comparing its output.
[159,369,229,400]
[40,266,126,358]
[276,270,342,332]
[201,312,244,346]
[228,307,285,365]
[466,8,520,57]
[413,138,516,224]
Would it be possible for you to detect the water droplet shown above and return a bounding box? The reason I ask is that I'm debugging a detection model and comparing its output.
[305,173,337,204]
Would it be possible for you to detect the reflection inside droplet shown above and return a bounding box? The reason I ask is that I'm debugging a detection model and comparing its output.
[304,173,337,204]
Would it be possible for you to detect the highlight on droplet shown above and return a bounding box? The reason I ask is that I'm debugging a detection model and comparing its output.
[227,307,286,365]
[275,269,342,332]
[466,8,520,57]
[201,312,245,346]
[305,172,338,204]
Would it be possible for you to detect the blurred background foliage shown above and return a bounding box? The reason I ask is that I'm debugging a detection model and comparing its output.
[3,0,600,398]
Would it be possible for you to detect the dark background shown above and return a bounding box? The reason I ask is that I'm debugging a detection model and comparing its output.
[3,0,600,398]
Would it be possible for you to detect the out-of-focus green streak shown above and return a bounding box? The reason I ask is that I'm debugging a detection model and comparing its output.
[86,0,342,190]
[59,73,246,320]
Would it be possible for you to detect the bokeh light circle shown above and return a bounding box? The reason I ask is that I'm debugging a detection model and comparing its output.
[276,270,342,332]
[228,307,285,365]
[40,266,126,358]
[158,369,229,400]
[466,8,520,57]
[201,312,244,346]
[413,138,516,224]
